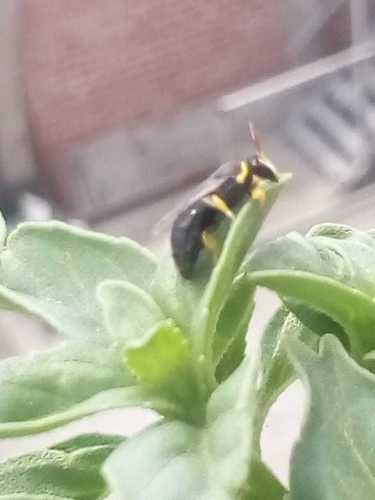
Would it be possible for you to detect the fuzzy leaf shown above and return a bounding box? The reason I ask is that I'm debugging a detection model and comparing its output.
[288,335,375,500]
[0,433,123,499]
[52,432,124,451]
[125,320,198,419]
[256,307,318,434]
[98,280,165,342]
[245,224,375,356]
[244,459,287,499]
[104,356,259,500]
[150,256,206,335]
[0,341,143,437]
[214,275,255,382]
[0,222,157,339]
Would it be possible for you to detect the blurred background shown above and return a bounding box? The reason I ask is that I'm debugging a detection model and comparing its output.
[1,0,375,484]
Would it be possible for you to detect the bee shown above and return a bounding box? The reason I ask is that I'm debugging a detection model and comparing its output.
[170,124,279,279]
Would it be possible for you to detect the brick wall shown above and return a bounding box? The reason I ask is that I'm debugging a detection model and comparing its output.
[21,0,287,163]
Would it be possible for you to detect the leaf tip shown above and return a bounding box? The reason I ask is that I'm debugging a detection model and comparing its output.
[278,171,293,184]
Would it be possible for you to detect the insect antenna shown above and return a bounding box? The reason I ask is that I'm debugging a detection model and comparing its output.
[248,121,279,181]
[248,121,262,156]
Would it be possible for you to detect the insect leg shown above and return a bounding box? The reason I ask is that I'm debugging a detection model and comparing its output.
[201,230,221,262]
[205,194,235,220]
[236,161,250,184]
[251,187,266,205]
[250,177,267,206]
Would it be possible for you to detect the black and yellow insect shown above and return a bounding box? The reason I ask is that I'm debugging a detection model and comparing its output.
[171,125,278,279]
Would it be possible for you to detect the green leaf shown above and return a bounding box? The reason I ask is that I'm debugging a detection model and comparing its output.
[98,279,165,342]
[0,212,6,248]
[0,495,68,499]
[288,335,375,500]
[52,432,124,451]
[214,275,255,383]
[0,433,123,499]
[245,223,375,356]
[255,307,318,436]
[0,222,157,339]
[243,459,287,499]
[284,301,349,349]
[104,355,260,500]
[125,320,198,421]
[150,256,207,335]
[0,341,143,437]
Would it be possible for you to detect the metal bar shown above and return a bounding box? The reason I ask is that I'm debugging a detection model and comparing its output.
[217,38,375,111]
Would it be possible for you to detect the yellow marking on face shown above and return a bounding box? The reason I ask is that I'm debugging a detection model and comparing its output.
[210,194,235,219]
[236,161,250,184]
[251,186,266,206]
[201,230,221,261]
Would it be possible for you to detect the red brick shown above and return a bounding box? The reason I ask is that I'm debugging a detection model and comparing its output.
[21,0,287,161]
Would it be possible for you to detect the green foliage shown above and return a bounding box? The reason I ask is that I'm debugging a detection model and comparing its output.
[0,222,157,339]
[103,359,259,500]
[0,171,374,499]
[125,320,200,421]
[98,280,165,342]
[288,335,375,500]
[214,274,255,382]
[0,341,142,438]
[0,433,123,499]
[244,224,375,357]
[245,459,287,499]
[255,307,318,438]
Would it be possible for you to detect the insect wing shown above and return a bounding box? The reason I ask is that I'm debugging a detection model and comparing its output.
[152,160,238,237]
[184,160,239,201]
[208,160,239,180]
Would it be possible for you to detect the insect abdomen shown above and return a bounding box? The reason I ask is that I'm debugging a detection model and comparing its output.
[171,200,219,278]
